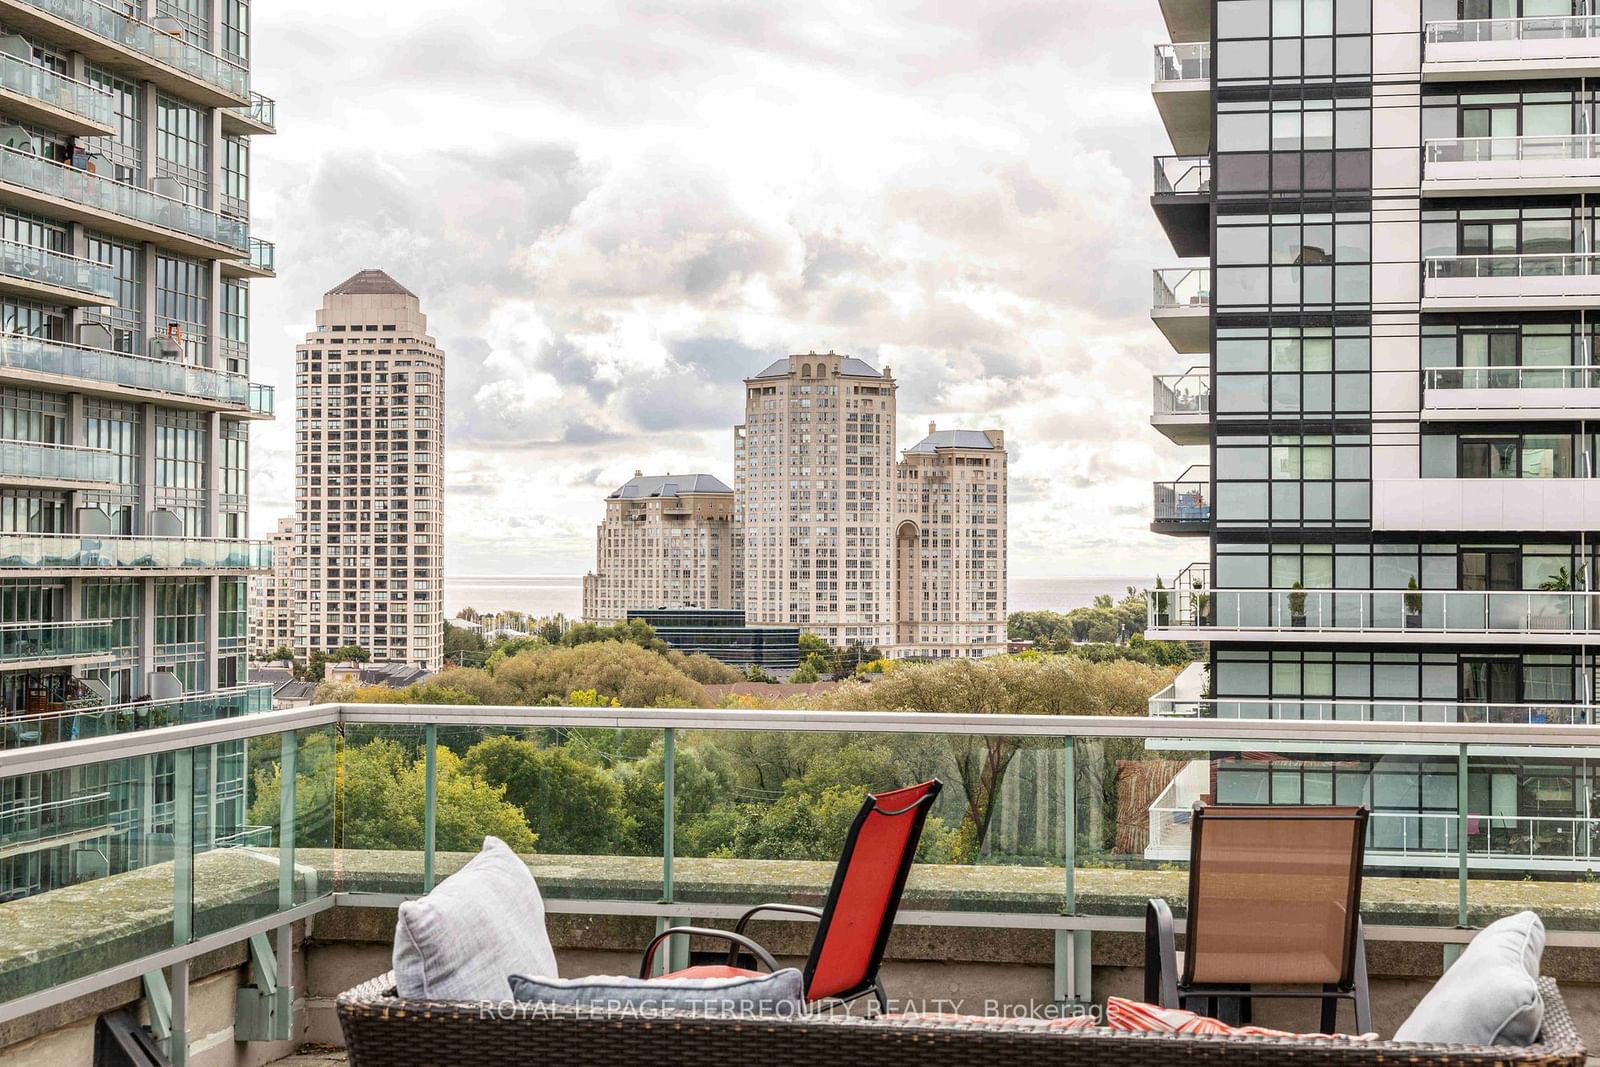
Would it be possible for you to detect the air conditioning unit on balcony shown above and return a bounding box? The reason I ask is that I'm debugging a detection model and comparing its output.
[148,508,183,536]
[147,668,183,700]
[147,335,181,360]
[76,505,115,535]
[0,125,34,153]
[76,322,112,349]
[0,35,32,61]
[151,175,185,200]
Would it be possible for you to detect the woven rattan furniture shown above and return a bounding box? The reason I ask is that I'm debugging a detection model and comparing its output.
[337,972,1586,1067]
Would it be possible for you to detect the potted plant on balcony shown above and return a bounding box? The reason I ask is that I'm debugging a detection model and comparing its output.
[1405,576,1423,629]
[1288,581,1307,628]
[1152,576,1170,628]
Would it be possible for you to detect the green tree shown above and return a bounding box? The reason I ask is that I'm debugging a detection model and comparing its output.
[461,735,633,853]
[444,623,487,656]
[789,660,820,683]
[667,652,743,684]
[340,738,536,853]
[798,631,831,656]
[253,645,295,663]
[494,640,707,708]
[331,645,371,664]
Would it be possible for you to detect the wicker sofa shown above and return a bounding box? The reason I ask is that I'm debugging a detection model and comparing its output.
[337,972,1588,1067]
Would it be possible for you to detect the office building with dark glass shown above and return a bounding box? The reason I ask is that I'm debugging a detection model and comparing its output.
[1146,0,1600,874]
[626,608,800,672]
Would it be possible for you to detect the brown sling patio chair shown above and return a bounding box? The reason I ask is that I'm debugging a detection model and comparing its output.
[637,779,942,1011]
[1145,803,1372,1034]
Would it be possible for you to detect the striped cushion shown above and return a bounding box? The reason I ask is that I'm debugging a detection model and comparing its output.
[1105,997,1375,1041]
[881,1012,1098,1031]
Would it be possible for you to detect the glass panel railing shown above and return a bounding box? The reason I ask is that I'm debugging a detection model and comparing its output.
[1425,14,1600,44]
[1425,365,1600,390]
[0,50,115,126]
[0,439,117,483]
[248,382,273,415]
[232,90,275,128]
[0,145,248,251]
[0,683,274,749]
[0,533,270,572]
[0,237,117,299]
[18,0,249,98]
[1154,155,1211,196]
[1153,267,1210,309]
[1154,41,1210,82]
[1426,134,1600,164]
[1153,586,1600,634]
[0,619,111,664]
[1425,253,1600,279]
[0,334,249,406]
[1153,467,1211,525]
[1148,694,1595,724]
[1153,368,1210,415]
[245,237,274,272]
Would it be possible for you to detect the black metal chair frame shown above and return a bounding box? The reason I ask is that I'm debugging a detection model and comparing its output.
[1144,803,1373,1035]
[639,781,942,1011]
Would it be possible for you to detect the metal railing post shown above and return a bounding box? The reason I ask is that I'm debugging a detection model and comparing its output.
[278,731,296,911]
[422,724,437,893]
[1447,743,1470,968]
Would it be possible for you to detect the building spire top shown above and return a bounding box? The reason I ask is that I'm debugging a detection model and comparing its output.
[327,269,416,298]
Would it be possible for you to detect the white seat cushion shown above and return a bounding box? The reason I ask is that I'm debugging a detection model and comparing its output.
[1393,911,1544,1046]
[392,836,558,1001]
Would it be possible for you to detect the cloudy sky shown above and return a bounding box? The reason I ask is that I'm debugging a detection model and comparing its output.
[247,0,1199,580]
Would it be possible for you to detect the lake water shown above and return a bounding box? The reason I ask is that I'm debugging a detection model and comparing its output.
[444,575,1148,620]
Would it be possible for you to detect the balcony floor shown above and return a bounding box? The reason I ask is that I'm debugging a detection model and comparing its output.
[272,1048,346,1066]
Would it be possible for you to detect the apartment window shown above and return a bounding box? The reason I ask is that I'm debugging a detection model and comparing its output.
[154,95,209,202]
[84,66,142,184]
[153,580,206,692]
[1215,0,1372,85]
[1422,321,1595,381]
[1422,204,1594,261]
[0,389,66,443]
[0,491,64,532]
[155,411,207,492]
[221,419,248,496]
[1422,87,1587,151]
[0,211,65,253]
[84,235,143,353]
[156,0,210,51]
[1216,98,1370,194]
[0,299,63,340]
[82,400,141,487]
[1216,211,1371,309]
[222,136,249,219]
[1423,431,1584,478]
[221,279,248,374]
[1215,324,1371,418]
[1214,432,1370,527]
[155,254,209,362]
[221,0,249,64]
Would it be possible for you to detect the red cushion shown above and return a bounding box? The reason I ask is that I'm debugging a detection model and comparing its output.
[660,965,764,981]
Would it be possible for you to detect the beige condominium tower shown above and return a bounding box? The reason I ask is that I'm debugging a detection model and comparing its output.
[248,514,294,655]
[292,270,444,670]
[581,472,734,622]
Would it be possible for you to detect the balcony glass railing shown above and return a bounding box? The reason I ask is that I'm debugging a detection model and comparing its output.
[18,0,249,99]
[1425,14,1600,45]
[1153,466,1210,525]
[248,382,274,415]
[3,701,1597,1037]
[1154,155,1211,196]
[245,237,273,271]
[1426,134,1600,164]
[1425,252,1600,279]
[1151,585,1600,634]
[232,90,274,128]
[0,619,111,665]
[0,145,248,251]
[1153,267,1210,309]
[0,533,269,571]
[0,439,116,483]
[1424,365,1600,390]
[0,333,250,407]
[1154,41,1210,82]
[1148,692,1595,724]
[0,237,115,299]
[0,50,115,127]
[0,682,272,748]
[1152,368,1210,415]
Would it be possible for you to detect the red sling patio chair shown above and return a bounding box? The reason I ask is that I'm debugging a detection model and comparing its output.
[637,779,942,1011]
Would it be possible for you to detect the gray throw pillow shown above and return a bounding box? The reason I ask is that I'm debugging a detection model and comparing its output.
[509,968,805,1016]
[393,836,558,1001]
[1394,911,1545,1046]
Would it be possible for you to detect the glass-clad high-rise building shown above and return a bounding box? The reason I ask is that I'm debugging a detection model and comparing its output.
[0,1,276,897]
[1146,0,1600,874]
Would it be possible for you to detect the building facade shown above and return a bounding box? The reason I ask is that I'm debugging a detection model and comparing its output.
[894,425,1008,657]
[0,4,277,897]
[625,608,801,672]
[248,514,292,656]
[734,353,1007,658]
[292,271,444,671]
[1145,0,1600,872]
[581,472,733,622]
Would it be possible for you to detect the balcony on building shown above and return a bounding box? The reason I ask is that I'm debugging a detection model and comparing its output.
[1156,0,1209,45]
[0,619,112,672]
[0,533,269,574]
[1151,463,1210,535]
[223,236,275,280]
[0,47,115,137]
[1150,366,1209,444]
[1148,581,1600,645]
[1422,253,1600,312]
[1422,364,1600,421]
[0,334,272,418]
[1152,42,1210,156]
[0,236,116,307]
[0,0,249,108]
[0,145,248,260]
[1424,14,1600,81]
[222,90,276,137]
[1152,155,1210,257]
[1148,689,1594,726]
[0,439,116,490]
[1423,134,1600,196]
[1,682,273,748]
[1151,267,1210,352]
